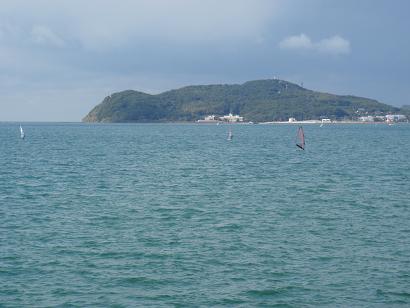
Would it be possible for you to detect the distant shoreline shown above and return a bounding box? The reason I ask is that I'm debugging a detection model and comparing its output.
[257,121,401,125]
[196,120,407,125]
[2,121,408,125]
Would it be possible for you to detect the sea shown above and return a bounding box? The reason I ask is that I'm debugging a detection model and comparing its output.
[1,122,409,307]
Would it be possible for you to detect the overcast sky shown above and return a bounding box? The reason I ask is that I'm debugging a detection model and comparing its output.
[1,0,409,121]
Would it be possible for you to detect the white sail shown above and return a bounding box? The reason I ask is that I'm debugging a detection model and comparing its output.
[20,125,25,139]
[227,128,233,141]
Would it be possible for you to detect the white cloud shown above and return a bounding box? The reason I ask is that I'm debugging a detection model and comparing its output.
[279,33,312,49]
[30,25,65,47]
[316,35,350,55]
[279,33,350,55]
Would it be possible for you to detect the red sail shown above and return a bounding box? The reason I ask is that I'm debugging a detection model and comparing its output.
[296,126,305,150]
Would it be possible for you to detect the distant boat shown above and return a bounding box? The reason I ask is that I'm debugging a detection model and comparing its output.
[296,126,305,150]
[227,128,233,141]
[20,125,25,139]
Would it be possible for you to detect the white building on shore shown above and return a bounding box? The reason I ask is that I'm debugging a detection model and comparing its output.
[385,114,407,122]
[197,115,219,123]
[359,116,375,122]
[219,113,243,122]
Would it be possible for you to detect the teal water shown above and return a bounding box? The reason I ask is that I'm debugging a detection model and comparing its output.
[1,123,409,307]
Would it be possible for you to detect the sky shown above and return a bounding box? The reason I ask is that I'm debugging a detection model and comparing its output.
[0,0,409,121]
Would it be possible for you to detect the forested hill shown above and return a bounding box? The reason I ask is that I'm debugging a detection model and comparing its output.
[83,79,399,122]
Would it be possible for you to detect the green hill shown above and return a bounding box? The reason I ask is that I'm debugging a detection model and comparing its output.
[83,79,400,122]
[401,105,410,118]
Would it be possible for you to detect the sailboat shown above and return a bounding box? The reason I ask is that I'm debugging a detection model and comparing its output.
[20,125,25,139]
[296,126,305,150]
[227,128,233,141]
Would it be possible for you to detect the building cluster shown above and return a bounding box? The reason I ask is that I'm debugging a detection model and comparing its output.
[197,112,408,124]
[197,113,244,123]
[359,114,407,122]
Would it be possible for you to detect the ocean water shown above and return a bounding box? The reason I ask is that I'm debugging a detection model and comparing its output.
[1,123,409,307]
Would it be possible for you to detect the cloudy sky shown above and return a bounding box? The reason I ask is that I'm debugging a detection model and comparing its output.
[1,0,409,121]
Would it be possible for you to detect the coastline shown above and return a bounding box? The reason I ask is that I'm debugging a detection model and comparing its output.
[196,120,408,125]
[257,120,398,125]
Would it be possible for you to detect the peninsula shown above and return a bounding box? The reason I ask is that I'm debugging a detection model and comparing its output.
[83,79,403,123]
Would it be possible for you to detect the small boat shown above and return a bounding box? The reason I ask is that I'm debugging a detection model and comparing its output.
[20,125,25,139]
[296,126,305,150]
[227,128,233,141]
